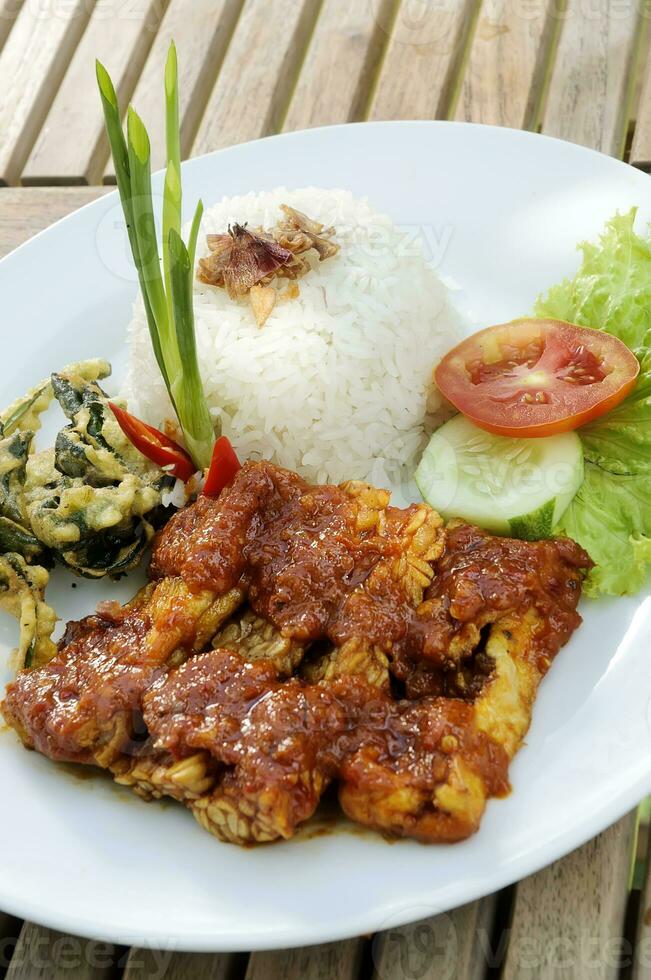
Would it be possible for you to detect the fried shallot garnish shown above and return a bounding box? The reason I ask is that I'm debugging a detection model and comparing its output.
[197,205,340,326]
[197,223,292,300]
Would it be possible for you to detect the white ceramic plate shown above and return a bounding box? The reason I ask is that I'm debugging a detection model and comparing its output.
[1,122,650,952]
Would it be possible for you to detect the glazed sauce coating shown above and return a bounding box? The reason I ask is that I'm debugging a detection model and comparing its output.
[2,462,591,844]
[151,464,589,676]
[151,462,432,650]
[143,647,511,841]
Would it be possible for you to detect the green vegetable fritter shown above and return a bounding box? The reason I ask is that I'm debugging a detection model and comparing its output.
[0,360,175,667]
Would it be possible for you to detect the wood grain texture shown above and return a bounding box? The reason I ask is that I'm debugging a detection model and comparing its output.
[368,0,476,120]
[246,938,364,980]
[105,0,244,180]
[123,947,241,979]
[541,0,641,156]
[370,897,496,980]
[455,0,558,129]
[191,0,321,155]
[501,813,636,980]
[0,0,23,52]
[22,0,165,185]
[630,43,651,169]
[0,0,91,185]
[282,0,394,131]
[0,187,109,258]
[633,823,651,979]
[5,923,116,980]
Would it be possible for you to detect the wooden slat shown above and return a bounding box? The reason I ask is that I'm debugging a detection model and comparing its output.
[0,0,23,52]
[502,814,636,980]
[541,0,641,157]
[247,938,364,980]
[455,0,557,130]
[22,0,165,185]
[191,0,321,155]
[105,0,243,181]
[368,0,476,121]
[0,187,109,259]
[123,947,240,979]
[0,0,90,185]
[370,897,496,980]
[282,0,393,131]
[630,46,651,170]
[5,923,116,980]
[633,818,651,979]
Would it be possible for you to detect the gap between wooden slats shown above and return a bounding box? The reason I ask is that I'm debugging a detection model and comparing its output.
[0,0,23,54]
[281,0,394,131]
[367,0,477,121]
[369,896,496,980]
[122,947,244,979]
[501,812,636,980]
[0,911,20,976]
[540,0,643,157]
[191,0,322,156]
[5,923,118,980]
[455,0,560,130]
[630,31,651,169]
[0,0,91,186]
[246,938,364,980]
[21,0,166,185]
[104,0,244,182]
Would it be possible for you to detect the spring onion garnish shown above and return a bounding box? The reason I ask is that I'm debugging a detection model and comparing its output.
[96,41,215,470]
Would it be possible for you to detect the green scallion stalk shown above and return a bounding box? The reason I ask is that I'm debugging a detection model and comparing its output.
[168,229,214,467]
[96,61,168,388]
[96,42,215,471]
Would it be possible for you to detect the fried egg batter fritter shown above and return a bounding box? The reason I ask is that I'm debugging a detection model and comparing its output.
[2,461,590,845]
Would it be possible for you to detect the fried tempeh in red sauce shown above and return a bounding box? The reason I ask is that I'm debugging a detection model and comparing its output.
[2,461,590,846]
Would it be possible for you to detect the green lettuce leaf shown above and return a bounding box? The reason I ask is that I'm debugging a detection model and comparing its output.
[556,464,651,597]
[535,209,651,596]
[580,346,651,475]
[535,209,651,350]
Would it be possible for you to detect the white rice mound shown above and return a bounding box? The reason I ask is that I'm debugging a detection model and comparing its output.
[124,187,461,488]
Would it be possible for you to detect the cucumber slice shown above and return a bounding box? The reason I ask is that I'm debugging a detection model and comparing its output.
[415,414,584,539]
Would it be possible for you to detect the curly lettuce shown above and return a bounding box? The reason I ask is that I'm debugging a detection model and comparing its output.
[535,210,651,350]
[535,209,651,597]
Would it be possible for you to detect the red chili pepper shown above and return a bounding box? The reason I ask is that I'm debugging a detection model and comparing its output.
[109,402,196,482]
[203,435,241,496]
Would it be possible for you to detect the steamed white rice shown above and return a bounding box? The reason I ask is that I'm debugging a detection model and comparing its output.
[123,187,461,487]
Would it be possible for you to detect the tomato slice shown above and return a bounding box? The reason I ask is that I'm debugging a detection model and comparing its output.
[109,402,196,481]
[434,318,640,437]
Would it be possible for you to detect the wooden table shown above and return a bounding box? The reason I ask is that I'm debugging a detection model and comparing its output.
[0,1,650,977]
